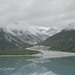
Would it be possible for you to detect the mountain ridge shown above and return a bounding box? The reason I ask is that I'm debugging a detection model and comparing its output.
[5,23,60,45]
[0,22,61,50]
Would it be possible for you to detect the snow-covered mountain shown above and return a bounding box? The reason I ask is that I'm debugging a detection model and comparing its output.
[0,28,32,50]
[1,22,75,50]
[4,23,60,45]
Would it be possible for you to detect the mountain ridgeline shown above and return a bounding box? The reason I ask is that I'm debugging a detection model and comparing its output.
[40,30,75,52]
[0,25,58,51]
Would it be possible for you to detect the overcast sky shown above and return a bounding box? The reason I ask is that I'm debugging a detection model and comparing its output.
[0,0,75,28]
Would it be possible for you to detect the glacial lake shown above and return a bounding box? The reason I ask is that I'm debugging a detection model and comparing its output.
[0,56,75,75]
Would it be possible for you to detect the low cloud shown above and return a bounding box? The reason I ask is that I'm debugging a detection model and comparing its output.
[0,0,75,28]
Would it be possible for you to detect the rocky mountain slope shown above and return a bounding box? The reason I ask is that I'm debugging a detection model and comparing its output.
[5,23,59,45]
[0,28,31,50]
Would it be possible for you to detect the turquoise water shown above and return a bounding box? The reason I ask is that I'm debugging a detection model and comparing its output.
[0,56,75,75]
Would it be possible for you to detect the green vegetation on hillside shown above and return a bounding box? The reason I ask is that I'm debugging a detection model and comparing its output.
[40,30,75,52]
[0,49,40,55]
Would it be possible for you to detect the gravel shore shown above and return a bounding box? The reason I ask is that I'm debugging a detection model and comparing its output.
[31,50,75,58]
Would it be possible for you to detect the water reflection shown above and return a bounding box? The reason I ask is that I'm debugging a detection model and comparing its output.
[0,56,75,75]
